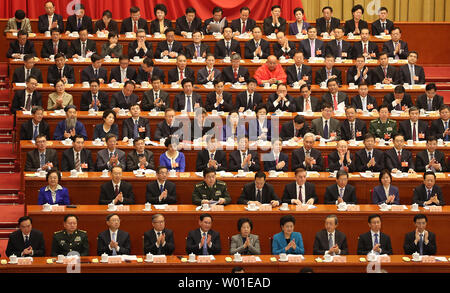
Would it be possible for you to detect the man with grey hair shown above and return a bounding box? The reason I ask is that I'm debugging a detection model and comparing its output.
[291,132,324,171]
[313,215,348,255]
[53,105,87,140]
[222,53,250,83]
[143,214,175,255]
[127,29,153,59]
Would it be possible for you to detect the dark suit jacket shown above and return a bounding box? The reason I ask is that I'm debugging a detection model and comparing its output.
[344,19,368,35]
[354,148,385,172]
[154,40,184,58]
[230,18,256,34]
[351,41,379,59]
[97,229,130,255]
[315,17,340,35]
[285,64,312,85]
[237,182,280,204]
[186,229,221,255]
[196,67,221,84]
[99,180,135,204]
[430,119,450,140]
[154,120,181,140]
[340,119,367,141]
[263,16,286,35]
[235,90,262,111]
[313,229,348,255]
[291,148,324,171]
[357,231,393,255]
[214,39,241,59]
[398,64,426,84]
[244,39,270,59]
[263,152,289,172]
[127,40,153,59]
[369,65,399,84]
[281,181,318,204]
[347,65,372,85]
[68,39,96,58]
[25,148,59,171]
[145,180,177,204]
[315,67,342,85]
[81,66,107,83]
[372,19,395,35]
[167,67,195,84]
[403,230,436,255]
[149,19,173,34]
[126,149,155,171]
[12,67,43,83]
[280,120,310,140]
[109,66,137,83]
[415,150,447,172]
[351,95,378,112]
[382,40,409,59]
[266,93,296,112]
[184,43,210,59]
[175,16,202,35]
[293,96,320,112]
[47,64,76,84]
[398,119,429,141]
[38,13,64,33]
[172,92,202,111]
[221,66,250,84]
[385,148,414,171]
[300,39,325,59]
[66,15,93,33]
[144,228,175,255]
[122,117,151,140]
[61,148,94,172]
[6,229,45,257]
[325,39,352,58]
[195,149,227,172]
[94,19,119,33]
[327,150,355,172]
[383,93,413,111]
[110,91,139,110]
[142,89,170,111]
[11,90,42,114]
[80,91,110,111]
[273,41,297,58]
[415,94,444,111]
[120,17,149,34]
[412,184,445,206]
[324,184,357,204]
[41,39,69,58]
[7,40,36,58]
[136,66,166,84]
[20,119,50,140]
[372,185,399,205]
[228,150,260,172]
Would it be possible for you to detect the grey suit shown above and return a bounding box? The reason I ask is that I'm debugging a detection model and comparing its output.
[96,148,126,171]
[4,17,32,34]
[229,234,261,255]
[311,118,341,140]
[25,149,59,171]
[141,90,170,111]
[126,150,155,171]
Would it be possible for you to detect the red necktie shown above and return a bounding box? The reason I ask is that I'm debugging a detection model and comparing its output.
[383,66,387,78]
[242,21,246,33]
[114,184,119,196]
[180,70,184,81]
[133,21,138,33]
[397,151,402,163]
[413,123,417,141]
[234,69,238,79]
[53,43,58,54]
[363,44,368,54]
[333,94,338,110]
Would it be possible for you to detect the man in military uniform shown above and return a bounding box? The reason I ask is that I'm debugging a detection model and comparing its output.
[51,214,89,256]
[369,104,397,141]
[192,168,231,206]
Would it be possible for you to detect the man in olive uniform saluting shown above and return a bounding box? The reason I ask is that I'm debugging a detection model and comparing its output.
[192,168,231,206]
[369,104,397,141]
[51,214,89,256]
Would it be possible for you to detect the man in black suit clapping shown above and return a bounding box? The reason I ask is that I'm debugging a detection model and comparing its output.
[357,214,393,255]
[144,214,175,255]
[313,215,348,255]
[97,214,131,255]
[146,166,177,204]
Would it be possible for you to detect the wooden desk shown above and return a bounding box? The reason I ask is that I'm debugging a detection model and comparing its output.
[25,205,450,256]
[1,255,450,273]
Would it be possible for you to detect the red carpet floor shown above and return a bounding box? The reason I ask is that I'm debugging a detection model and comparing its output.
[0,173,20,193]
[424,67,450,82]
[0,205,23,223]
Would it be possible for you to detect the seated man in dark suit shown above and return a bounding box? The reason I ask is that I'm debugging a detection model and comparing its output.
[291,132,324,171]
[316,6,340,36]
[313,215,348,255]
[196,136,227,172]
[175,7,202,36]
[205,79,233,112]
[41,28,69,58]
[47,53,76,84]
[228,136,260,172]
[398,51,426,85]
[327,140,355,172]
[369,51,399,85]
[120,6,149,34]
[146,166,177,204]
[347,55,370,85]
[315,55,342,85]
[324,170,357,204]
[95,133,126,171]
[263,138,289,172]
[263,5,286,35]
[415,136,447,172]
[67,27,96,58]
[97,214,131,255]
[128,29,153,59]
[20,106,50,140]
[136,57,165,84]
[385,133,415,173]
[142,76,170,111]
[186,213,221,255]
[94,10,119,33]
[412,171,445,206]
[167,54,195,84]
[282,167,318,205]
[429,105,450,141]
[344,4,368,35]
[416,83,444,111]
[273,31,296,59]
[244,26,270,59]
[372,7,394,35]
[126,137,155,171]
[398,107,429,141]
[25,134,58,171]
[154,108,182,141]
[294,84,320,113]
[7,30,36,59]
[351,83,378,113]
[12,54,43,83]
[237,171,280,206]
[266,83,296,112]
[122,104,150,142]
[235,78,261,112]
[340,105,368,141]
[382,27,409,60]
[324,27,351,59]
[65,4,93,33]
[382,85,413,111]
[80,79,110,111]
[357,214,393,255]
[310,102,341,141]
[11,76,42,114]
[354,133,385,172]
[350,28,378,59]
[286,51,312,86]
[230,7,256,34]
[144,214,175,255]
[109,56,137,83]
[61,135,94,172]
[173,78,202,112]
[197,54,222,84]
[222,53,249,84]
[280,115,310,141]
[403,214,437,255]
[38,1,64,33]
[154,28,183,59]
[6,216,45,257]
[184,30,211,59]
[300,27,324,59]
[81,53,107,83]
[214,26,240,59]
[110,80,139,112]
[99,166,135,204]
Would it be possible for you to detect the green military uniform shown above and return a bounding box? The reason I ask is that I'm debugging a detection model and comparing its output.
[369,118,398,140]
[192,180,232,206]
[51,229,89,256]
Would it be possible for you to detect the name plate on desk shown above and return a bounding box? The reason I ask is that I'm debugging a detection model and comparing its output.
[152,255,167,263]
[164,205,178,211]
[390,205,404,211]
[107,256,122,264]
[429,206,442,212]
[211,205,224,211]
[379,255,391,263]
[17,257,33,265]
[242,256,256,263]
[116,206,130,212]
[295,205,309,211]
[52,206,66,212]
[197,256,212,263]
[259,205,272,211]
[422,256,436,263]
[287,255,303,263]
[347,205,360,211]
[332,256,347,263]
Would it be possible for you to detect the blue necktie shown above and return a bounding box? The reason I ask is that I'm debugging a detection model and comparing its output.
[210,153,214,160]
[419,234,424,255]
[186,96,192,112]
[111,232,117,255]
[33,125,39,141]
[93,94,98,111]
[445,121,449,141]
[133,120,139,138]
[427,189,432,200]
[24,235,30,248]
[297,67,302,81]
[39,153,45,168]
[328,233,333,250]
[77,18,82,29]
[374,233,379,254]
[160,184,164,194]
[202,232,208,255]
[196,45,200,57]
[323,120,329,139]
